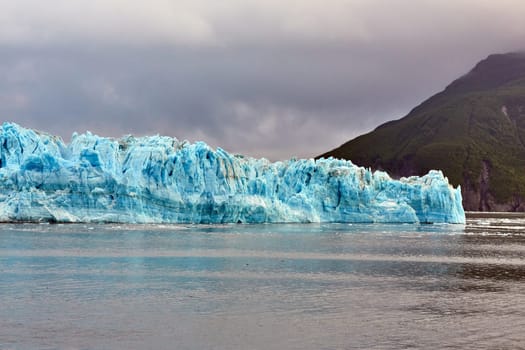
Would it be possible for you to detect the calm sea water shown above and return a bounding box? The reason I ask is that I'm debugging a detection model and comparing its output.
[1,213,525,349]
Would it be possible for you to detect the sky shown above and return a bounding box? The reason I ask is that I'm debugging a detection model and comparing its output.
[1,0,525,160]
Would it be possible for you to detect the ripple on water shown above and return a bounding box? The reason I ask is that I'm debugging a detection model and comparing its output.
[1,214,525,349]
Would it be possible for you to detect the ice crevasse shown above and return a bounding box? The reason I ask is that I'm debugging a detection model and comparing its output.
[0,123,465,224]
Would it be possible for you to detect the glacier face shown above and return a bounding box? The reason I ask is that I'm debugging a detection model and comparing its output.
[0,123,465,224]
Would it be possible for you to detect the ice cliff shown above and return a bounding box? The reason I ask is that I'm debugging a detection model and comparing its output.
[0,123,465,224]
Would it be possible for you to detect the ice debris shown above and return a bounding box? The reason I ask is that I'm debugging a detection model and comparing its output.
[0,122,465,224]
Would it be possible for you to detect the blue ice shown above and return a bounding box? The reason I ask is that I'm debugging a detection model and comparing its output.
[0,122,465,224]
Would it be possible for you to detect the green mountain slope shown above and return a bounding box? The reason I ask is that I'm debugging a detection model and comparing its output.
[320,52,525,211]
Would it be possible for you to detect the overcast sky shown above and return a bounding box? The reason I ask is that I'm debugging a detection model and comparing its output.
[1,0,525,160]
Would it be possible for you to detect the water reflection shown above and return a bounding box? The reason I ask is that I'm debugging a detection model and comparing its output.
[0,215,525,349]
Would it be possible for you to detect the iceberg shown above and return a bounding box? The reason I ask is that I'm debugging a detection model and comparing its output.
[0,122,465,224]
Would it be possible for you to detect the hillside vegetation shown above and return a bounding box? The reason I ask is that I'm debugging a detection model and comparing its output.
[321,52,525,211]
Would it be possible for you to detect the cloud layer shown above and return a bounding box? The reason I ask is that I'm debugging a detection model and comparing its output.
[1,0,525,159]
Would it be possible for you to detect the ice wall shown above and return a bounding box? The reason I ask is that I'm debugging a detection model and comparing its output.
[0,122,465,224]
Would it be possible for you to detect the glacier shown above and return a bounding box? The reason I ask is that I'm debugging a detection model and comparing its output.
[0,122,465,224]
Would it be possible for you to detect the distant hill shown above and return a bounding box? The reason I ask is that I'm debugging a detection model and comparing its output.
[320,52,525,211]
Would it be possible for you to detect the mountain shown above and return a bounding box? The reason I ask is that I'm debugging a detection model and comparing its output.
[320,52,525,211]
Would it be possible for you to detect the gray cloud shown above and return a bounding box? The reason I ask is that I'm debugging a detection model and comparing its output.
[1,0,525,159]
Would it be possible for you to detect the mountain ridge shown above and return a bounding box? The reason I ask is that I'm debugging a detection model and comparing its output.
[321,52,525,211]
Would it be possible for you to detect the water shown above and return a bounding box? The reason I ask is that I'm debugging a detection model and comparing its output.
[1,214,525,349]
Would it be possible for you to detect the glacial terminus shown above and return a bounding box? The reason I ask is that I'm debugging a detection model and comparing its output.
[0,123,465,224]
